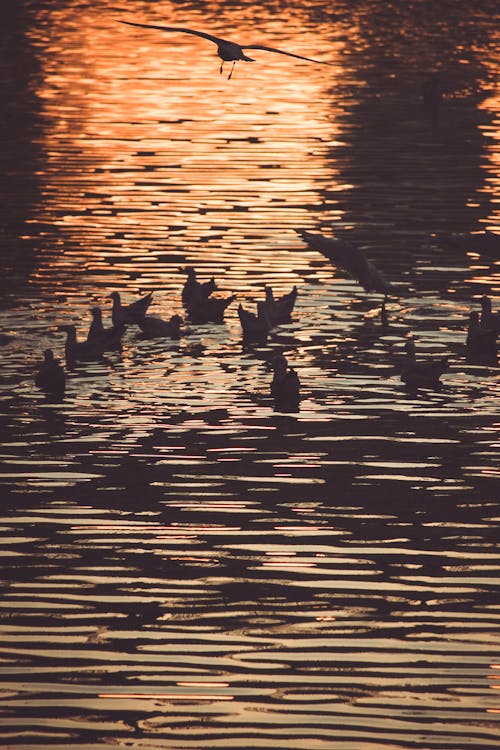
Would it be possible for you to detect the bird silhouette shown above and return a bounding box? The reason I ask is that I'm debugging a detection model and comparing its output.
[181,267,218,307]
[400,339,448,388]
[58,324,108,366]
[35,349,66,400]
[238,303,271,340]
[136,313,182,339]
[87,307,125,351]
[296,229,402,304]
[270,354,301,412]
[261,285,298,325]
[466,311,497,365]
[187,293,236,324]
[109,291,154,327]
[480,296,500,334]
[118,21,334,78]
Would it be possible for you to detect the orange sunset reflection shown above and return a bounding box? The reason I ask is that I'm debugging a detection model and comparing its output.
[26,0,348,297]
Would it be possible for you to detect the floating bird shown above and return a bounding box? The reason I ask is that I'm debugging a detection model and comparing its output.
[109,291,154,327]
[238,303,271,340]
[118,21,334,79]
[436,230,500,260]
[186,293,236,324]
[295,229,402,303]
[261,285,298,325]
[35,349,66,399]
[400,339,448,388]
[181,267,217,307]
[136,313,182,339]
[87,307,125,350]
[466,311,497,364]
[480,296,500,334]
[58,324,108,366]
[270,354,301,412]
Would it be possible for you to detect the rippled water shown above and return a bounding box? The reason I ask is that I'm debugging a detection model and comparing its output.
[1,0,499,748]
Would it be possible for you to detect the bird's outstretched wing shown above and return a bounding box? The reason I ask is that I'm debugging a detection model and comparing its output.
[242,44,333,65]
[118,21,223,46]
[296,229,397,295]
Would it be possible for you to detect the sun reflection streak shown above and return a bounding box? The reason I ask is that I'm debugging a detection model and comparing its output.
[25,0,347,302]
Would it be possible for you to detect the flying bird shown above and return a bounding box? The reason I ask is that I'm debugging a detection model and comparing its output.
[296,229,403,303]
[118,21,334,78]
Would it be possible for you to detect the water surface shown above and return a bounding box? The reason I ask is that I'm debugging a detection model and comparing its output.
[0,1,499,748]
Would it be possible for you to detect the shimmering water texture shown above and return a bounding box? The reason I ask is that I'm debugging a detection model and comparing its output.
[0,1,499,748]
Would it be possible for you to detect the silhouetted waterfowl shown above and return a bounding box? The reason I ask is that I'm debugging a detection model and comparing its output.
[262,285,298,325]
[35,349,66,399]
[238,303,271,340]
[437,230,500,260]
[295,229,401,303]
[270,354,301,411]
[109,291,153,327]
[87,307,125,350]
[480,296,500,334]
[187,294,236,324]
[136,313,182,339]
[118,21,334,79]
[400,339,448,388]
[466,311,498,364]
[181,267,217,307]
[58,324,107,365]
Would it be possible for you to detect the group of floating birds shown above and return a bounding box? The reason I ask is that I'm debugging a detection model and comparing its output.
[24,21,500,409]
[33,227,500,411]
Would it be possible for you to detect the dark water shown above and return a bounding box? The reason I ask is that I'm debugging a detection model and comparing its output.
[0,1,499,748]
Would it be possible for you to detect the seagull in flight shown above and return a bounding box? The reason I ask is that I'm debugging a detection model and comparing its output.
[118,21,334,78]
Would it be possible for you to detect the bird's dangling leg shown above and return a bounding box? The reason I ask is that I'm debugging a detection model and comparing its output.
[380,294,388,326]
[220,61,224,75]
[228,61,236,80]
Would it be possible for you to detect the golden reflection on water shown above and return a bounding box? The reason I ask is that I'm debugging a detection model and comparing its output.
[28,0,346,296]
[1,5,500,745]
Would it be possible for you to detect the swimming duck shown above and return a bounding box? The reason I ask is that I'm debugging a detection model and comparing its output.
[238,303,272,340]
[261,285,298,325]
[270,354,301,411]
[136,313,182,339]
[109,291,154,327]
[58,324,108,365]
[295,229,402,301]
[400,339,448,388]
[187,293,236,323]
[181,267,218,307]
[35,349,66,399]
[87,307,125,350]
[466,311,497,363]
[480,296,500,334]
